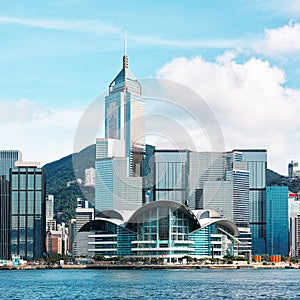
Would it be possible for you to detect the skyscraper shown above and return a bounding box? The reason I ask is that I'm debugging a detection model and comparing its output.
[95,53,144,211]
[266,186,289,256]
[187,150,250,227]
[10,162,46,259]
[235,150,267,254]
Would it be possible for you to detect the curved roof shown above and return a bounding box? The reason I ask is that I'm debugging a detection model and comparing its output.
[96,209,135,222]
[86,201,239,238]
[79,218,124,232]
[198,218,239,236]
[125,200,201,233]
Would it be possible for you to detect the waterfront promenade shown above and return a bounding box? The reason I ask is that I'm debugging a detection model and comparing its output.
[0,261,295,271]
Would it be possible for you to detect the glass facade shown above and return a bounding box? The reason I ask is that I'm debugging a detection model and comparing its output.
[0,150,22,179]
[127,204,196,257]
[76,201,239,259]
[185,151,250,227]
[154,150,189,204]
[202,181,233,220]
[95,157,143,211]
[236,150,267,254]
[266,186,289,256]
[232,170,250,227]
[10,166,46,259]
[77,219,136,257]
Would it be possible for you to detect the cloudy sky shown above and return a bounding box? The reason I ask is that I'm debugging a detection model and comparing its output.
[1,0,300,174]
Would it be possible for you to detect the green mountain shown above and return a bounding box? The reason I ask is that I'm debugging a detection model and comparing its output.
[43,144,96,222]
[266,169,300,193]
[44,146,300,223]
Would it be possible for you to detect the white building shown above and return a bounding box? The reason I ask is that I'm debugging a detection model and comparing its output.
[289,192,300,256]
[85,167,95,186]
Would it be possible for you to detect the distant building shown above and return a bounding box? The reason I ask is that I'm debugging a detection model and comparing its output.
[266,186,289,256]
[10,162,46,259]
[46,194,54,220]
[46,223,69,256]
[45,195,56,231]
[288,192,300,256]
[74,201,94,256]
[46,231,63,255]
[288,160,300,180]
[68,219,76,254]
[85,167,95,186]
[75,202,94,234]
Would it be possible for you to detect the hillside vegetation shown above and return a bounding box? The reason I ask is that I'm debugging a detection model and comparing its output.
[266,169,300,193]
[43,144,96,221]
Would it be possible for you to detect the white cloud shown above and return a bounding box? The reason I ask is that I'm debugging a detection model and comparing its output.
[0,99,83,166]
[157,52,300,175]
[255,22,300,57]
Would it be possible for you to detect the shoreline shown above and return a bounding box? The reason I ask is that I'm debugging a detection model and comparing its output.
[0,262,297,271]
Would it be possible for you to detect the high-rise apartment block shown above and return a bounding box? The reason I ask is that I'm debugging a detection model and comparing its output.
[46,194,56,231]
[46,194,54,220]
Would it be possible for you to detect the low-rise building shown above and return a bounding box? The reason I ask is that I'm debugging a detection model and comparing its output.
[76,200,240,262]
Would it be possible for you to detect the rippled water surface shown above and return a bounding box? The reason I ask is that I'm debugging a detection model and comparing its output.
[1,268,300,299]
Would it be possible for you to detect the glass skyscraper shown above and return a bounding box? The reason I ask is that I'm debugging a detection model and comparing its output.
[95,54,144,212]
[10,163,46,259]
[236,150,267,254]
[0,150,22,260]
[266,186,289,256]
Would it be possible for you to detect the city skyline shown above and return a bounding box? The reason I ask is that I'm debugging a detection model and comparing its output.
[1,1,300,174]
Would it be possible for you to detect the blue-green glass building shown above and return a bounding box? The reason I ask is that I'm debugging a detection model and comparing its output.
[266,186,289,256]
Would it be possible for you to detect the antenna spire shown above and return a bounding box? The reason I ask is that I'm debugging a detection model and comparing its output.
[123,27,128,68]
[124,27,127,56]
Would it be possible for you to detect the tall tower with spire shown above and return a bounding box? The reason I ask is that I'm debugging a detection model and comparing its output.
[95,44,145,211]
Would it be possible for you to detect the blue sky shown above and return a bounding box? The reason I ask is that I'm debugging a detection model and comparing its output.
[1,0,300,174]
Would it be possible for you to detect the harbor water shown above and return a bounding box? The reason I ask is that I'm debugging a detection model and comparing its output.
[1,268,300,299]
